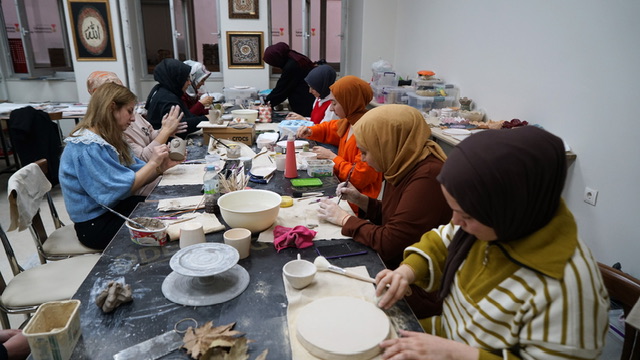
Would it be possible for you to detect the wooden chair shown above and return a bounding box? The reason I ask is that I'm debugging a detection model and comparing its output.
[599,262,640,360]
[8,159,101,263]
[0,223,100,329]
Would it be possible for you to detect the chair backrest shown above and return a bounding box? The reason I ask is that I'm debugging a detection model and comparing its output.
[34,159,64,229]
[0,224,24,278]
[599,262,640,360]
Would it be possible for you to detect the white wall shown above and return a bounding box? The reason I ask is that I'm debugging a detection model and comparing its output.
[355,0,640,276]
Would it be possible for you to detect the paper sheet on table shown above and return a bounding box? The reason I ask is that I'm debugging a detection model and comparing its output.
[626,299,640,329]
[257,197,354,243]
[166,212,225,241]
[157,195,204,211]
[255,123,280,132]
[284,266,397,360]
[158,164,206,186]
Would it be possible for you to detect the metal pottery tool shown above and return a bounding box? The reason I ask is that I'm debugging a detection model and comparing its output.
[337,165,355,205]
[100,204,150,231]
[113,318,196,359]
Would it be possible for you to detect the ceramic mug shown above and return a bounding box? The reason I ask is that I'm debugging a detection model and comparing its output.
[179,221,206,248]
[208,108,222,124]
[169,138,187,161]
[223,228,252,259]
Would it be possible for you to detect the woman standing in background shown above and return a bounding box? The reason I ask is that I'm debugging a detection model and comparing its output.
[263,42,316,116]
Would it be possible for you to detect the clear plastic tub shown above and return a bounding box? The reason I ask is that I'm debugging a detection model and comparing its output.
[306,159,334,177]
[407,92,455,112]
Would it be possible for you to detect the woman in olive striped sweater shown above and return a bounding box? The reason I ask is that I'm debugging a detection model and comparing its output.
[376,126,609,360]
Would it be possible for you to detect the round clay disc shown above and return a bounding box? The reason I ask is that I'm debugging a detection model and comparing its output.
[296,296,391,360]
[170,242,239,277]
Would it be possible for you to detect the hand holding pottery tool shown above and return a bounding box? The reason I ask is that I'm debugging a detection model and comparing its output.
[313,256,376,284]
[337,165,355,205]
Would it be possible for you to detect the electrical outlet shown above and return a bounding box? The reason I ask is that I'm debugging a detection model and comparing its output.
[584,187,598,206]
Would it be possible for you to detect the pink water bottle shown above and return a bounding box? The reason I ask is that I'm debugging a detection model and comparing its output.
[284,135,298,178]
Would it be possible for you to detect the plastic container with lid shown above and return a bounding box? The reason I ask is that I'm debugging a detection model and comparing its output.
[407,91,455,112]
[203,165,220,213]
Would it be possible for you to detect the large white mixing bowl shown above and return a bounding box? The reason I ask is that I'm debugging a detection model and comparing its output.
[217,189,281,233]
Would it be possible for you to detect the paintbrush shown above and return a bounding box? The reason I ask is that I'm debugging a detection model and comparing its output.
[313,256,376,284]
[337,165,355,205]
[209,134,230,149]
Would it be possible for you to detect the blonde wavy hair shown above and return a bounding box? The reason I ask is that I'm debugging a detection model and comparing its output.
[70,82,137,165]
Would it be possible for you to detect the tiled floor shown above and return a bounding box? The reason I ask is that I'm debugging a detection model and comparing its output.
[0,160,625,356]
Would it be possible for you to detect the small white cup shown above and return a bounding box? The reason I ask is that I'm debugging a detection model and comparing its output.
[275,154,286,171]
[179,221,206,248]
[283,258,316,289]
[223,228,252,259]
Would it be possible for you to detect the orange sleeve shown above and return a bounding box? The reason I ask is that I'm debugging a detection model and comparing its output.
[307,120,341,146]
[334,133,382,200]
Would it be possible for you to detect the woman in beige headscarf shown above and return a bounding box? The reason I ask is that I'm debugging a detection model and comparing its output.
[317,104,452,269]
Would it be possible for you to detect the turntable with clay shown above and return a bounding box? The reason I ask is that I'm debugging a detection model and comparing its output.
[161,243,250,306]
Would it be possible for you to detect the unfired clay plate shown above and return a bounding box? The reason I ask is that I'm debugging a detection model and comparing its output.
[170,243,239,277]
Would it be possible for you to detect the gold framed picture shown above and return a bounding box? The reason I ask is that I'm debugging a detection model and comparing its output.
[228,0,259,19]
[67,0,116,61]
[227,32,264,69]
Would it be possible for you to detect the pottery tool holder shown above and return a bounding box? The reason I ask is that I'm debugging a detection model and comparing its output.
[161,243,250,306]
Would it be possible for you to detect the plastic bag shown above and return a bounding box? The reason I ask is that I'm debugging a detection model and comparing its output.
[371,58,393,72]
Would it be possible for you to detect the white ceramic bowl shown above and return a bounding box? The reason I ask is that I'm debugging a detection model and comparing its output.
[230,109,259,124]
[217,189,281,233]
[283,259,317,289]
[125,217,168,246]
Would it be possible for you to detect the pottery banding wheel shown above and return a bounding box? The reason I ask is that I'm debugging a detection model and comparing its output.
[296,296,391,360]
[161,243,249,306]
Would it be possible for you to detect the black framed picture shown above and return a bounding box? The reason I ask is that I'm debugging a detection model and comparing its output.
[228,0,259,19]
[68,0,116,61]
[226,31,264,68]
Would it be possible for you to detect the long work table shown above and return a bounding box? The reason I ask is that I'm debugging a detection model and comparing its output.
[68,137,422,359]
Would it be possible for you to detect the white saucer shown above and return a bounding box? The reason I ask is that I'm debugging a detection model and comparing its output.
[170,243,239,277]
[276,140,309,149]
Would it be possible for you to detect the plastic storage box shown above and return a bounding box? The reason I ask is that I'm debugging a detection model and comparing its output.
[278,119,314,136]
[306,159,334,177]
[371,85,408,104]
[23,300,82,360]
[407,91,456,112]
[223,87,258,102]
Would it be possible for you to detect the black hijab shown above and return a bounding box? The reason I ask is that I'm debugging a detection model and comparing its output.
[145,58,191,105]
[305,64,336,99]
[436,126,567,299]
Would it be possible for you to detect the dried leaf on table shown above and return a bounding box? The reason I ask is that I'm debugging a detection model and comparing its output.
[254,349,269,360]
[182,321,243,359]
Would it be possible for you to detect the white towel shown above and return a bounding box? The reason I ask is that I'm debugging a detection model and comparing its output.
[8,163,52,231]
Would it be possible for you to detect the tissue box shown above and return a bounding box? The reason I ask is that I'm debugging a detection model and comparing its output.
[307,159,334,177]
[23,300,82,360]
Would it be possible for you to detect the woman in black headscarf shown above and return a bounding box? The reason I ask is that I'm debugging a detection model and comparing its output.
[145,58,207,135]
[374,127,609,359]
[286,64,338,124]
[263,42,316,116]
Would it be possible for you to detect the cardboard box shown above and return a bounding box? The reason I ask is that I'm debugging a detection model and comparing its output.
[198,121,255,146]
[23,300,82,360]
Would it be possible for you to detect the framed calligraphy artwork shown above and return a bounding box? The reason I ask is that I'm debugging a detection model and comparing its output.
[68,0,116,61]
[228,0,259,19]
[226,32,264,68]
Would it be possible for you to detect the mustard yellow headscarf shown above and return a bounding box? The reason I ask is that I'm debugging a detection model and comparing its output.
[353,104,447,186]
[330,76,373,137]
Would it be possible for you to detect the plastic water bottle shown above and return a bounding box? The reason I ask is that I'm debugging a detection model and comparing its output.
[203,165,219,213]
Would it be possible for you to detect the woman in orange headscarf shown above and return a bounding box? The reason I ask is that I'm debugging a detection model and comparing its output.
[297,76,382,203]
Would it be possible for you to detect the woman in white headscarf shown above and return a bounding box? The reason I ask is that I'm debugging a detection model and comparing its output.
[181,60,213,116]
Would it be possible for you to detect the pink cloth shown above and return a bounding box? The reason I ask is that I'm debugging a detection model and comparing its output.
[273,225,316,252]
